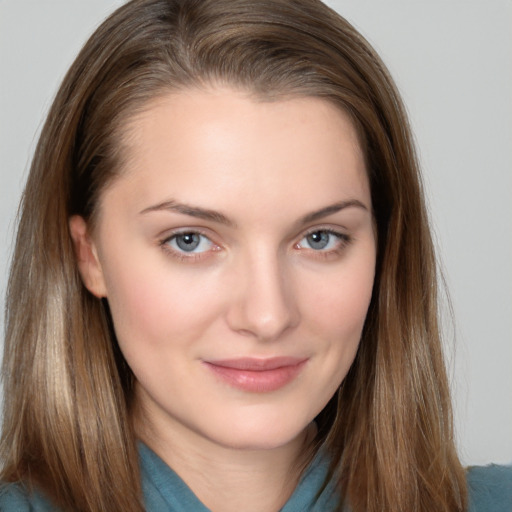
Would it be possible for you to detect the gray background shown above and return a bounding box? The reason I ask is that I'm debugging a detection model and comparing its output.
[1,0,511,465]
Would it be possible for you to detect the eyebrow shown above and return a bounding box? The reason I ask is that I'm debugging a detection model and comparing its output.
[139,198,368,228]
[298,199,368,225]
[140,200,237,227]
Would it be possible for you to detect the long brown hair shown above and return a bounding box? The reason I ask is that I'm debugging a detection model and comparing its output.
[1,0,467,510]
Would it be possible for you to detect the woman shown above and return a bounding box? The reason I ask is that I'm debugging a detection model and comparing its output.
[0,0,510,511]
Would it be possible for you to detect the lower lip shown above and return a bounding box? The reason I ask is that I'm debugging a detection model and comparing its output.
[204,360,307,393]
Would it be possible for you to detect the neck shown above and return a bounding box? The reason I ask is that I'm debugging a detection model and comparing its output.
[138,417,315,512]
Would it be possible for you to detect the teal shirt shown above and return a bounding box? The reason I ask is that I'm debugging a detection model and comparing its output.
[1,444,511,511]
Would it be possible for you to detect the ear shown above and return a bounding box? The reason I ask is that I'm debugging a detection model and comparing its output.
[69,215,108,298]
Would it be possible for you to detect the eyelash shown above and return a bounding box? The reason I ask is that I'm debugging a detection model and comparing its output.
[159,227,351,262]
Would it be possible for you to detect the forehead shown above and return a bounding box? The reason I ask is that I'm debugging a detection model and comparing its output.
[102,87,370,217]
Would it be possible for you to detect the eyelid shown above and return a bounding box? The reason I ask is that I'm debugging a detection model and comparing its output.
[159,226,216,243]
[298,224,350,242]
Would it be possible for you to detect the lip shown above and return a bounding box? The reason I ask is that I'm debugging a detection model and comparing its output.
[203,357,308,393]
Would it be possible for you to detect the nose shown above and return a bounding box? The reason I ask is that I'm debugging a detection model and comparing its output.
[226,251,299,342]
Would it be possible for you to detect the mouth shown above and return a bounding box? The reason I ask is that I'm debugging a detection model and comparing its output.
[202,357,308,393]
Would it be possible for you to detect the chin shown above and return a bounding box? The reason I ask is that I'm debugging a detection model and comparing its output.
[202,409,313,452]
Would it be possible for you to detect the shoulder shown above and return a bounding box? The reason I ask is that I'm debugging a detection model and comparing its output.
[0,481,57,512]
[467,464,512,512]
[0,482,32,512]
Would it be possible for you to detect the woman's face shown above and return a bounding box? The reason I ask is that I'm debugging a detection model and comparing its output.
[73,87,376,451]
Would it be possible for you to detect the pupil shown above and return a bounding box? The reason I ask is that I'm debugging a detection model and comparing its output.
[176,233,200,251]
[307,231,329,250]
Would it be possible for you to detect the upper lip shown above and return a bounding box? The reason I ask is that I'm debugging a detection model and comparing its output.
[204,357,307,371]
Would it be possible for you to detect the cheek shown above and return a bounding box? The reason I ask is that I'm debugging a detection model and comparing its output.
[303,258,375,338]
[101,255,225,352]
[299,249,375,388]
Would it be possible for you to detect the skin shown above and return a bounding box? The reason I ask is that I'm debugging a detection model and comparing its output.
[70,87,376,512]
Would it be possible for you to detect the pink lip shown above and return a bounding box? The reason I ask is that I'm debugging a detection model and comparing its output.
[203,357,308,393]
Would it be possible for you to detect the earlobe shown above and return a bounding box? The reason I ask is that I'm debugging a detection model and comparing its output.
[69,215,108,298]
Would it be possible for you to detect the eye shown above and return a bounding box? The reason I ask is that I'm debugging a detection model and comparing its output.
[165,232,214,253]
[296,230,348,251]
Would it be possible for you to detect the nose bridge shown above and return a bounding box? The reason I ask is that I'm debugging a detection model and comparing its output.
[227,245,298,341]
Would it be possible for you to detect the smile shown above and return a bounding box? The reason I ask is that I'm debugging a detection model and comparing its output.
[203,357,308,393]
